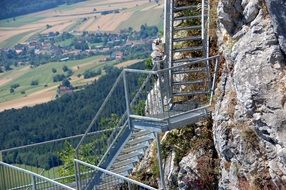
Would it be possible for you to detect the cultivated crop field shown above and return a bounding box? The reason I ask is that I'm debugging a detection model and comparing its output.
[0,0,163,48]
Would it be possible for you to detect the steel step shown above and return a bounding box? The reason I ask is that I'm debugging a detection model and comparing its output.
[130,130,154,139]
[174,25,201,31]
[116,150,143,161]
[173,91,209,96]
[121,142,149,154]
[172,67,207,74]
[111,158,137,169]
[174,15,207,21]
[126,135,154,147]
[173,46,204,53]
[172,80,208,86]
[172,57,205,64]
[174,5,198,11]
[173,35,202,42]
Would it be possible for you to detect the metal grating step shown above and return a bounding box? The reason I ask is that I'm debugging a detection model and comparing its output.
[173,35,202,42]
[126,135,154,147]
[174,25,201,31]
[121,142,149,154]
[130,130,154,139]
[174,15,207,21]
[172,57,205,64]
[174,5,198,11]
[116,150,143,161]
[172,67,207,74]
[111,158,137,169]
[173,90,209,96]
[173,46,204,53]
[172,80,208,86]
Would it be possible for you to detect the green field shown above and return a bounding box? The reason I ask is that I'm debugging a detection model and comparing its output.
[0,56,108,103]
[117,7,164,31]
[0,15,44,28]
[0,30,38,48]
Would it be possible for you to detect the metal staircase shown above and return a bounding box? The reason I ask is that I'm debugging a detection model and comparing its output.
[73,1,219,190]
[166,0,211,112]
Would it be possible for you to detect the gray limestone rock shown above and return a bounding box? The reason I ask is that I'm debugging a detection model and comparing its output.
[214,0,286,189]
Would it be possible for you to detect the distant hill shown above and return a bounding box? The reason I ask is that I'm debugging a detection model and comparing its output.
[0,0,86,20]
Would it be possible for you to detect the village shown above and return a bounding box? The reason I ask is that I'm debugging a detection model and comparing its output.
[0,24,158,72]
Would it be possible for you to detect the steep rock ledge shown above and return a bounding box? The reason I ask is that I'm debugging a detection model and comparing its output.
[214,0,286,189]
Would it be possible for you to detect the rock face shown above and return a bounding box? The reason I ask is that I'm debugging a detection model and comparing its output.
[214,0,286,189]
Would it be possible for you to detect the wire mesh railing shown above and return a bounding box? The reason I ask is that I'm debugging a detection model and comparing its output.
[0,161,75,190]
[74,159,157,190]
[0,129,116,189]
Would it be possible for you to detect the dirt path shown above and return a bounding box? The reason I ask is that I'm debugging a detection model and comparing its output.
[115,59,143,68]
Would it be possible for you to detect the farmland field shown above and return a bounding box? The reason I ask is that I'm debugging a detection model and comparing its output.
[0,0,163,47]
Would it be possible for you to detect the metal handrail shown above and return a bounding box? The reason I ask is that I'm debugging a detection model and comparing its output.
[75,72,124,153]
[0,128,117,153]
[74,159,158,190]
[0,161,75,190]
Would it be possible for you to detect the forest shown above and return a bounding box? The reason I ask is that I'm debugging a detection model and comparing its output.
[0,0,86,20]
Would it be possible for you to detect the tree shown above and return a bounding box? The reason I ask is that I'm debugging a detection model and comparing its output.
[10,83,20,89]
[10,88,14,93]
[46,24,52,29]
[53,74,66,82]
[31,80,39,86]
[52,68,57,73]
[62,65,68,72]
[62,79,71,88]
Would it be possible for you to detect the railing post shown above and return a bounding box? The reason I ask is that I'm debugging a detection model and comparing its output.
[31,175,37,190]
[207,0,210,59]
[201,0,205,40]
[209,57,219,105]
[123,70,132,129]
[156,133,166,190]
[163,0,170,45]
[74,159,81,190]
[0,162,7,190]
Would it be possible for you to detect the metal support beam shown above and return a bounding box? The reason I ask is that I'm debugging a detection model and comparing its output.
[123,71,132,129]
[156,133,166,190]
[31,175,37,190]
[0,163,6,190]
[201,0,205,40]
[74,158,81,190]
